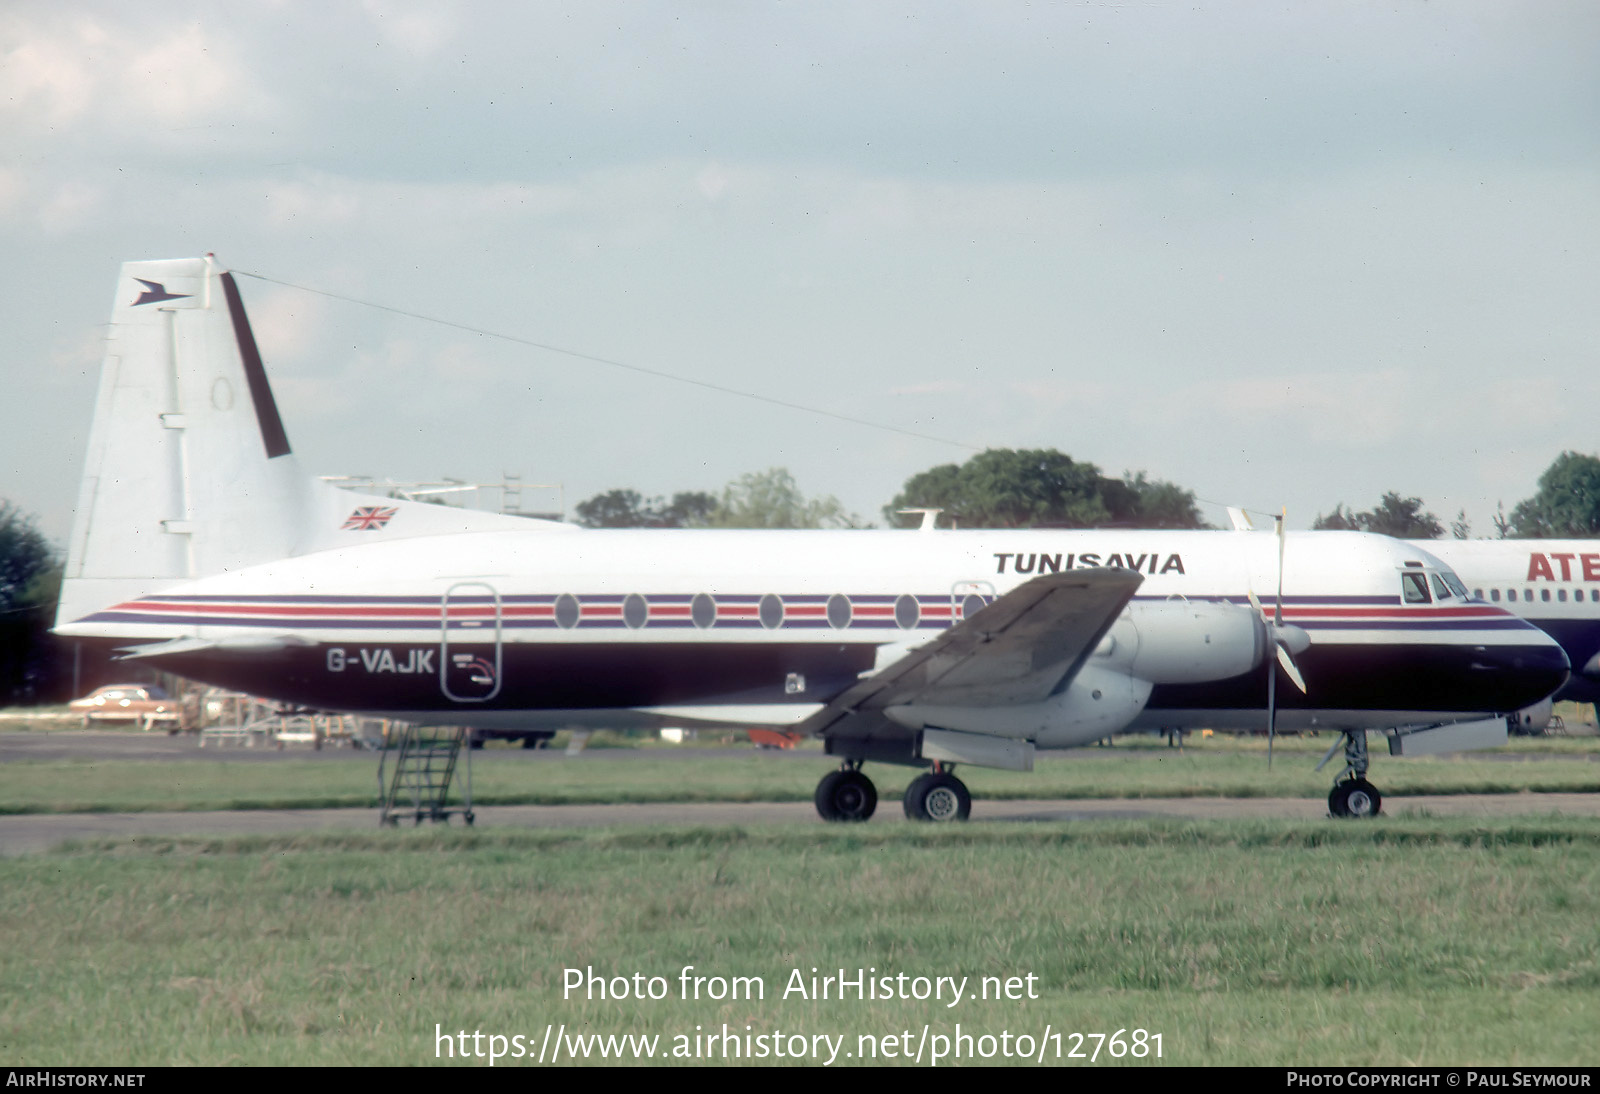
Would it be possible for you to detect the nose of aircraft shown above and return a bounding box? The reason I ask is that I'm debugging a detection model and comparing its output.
[1471,636,1570,712]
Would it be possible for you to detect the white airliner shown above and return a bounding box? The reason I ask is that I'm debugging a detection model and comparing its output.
[1422,540,1600,717]
[52,257,1569,822]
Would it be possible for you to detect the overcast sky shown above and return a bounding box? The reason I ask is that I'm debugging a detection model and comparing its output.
[3,1,1597,542]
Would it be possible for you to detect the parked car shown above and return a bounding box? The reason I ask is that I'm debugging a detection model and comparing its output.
[69,684,180,730]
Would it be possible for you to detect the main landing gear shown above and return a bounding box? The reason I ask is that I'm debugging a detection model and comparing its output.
[1322,729,1383,819]
[903,765,971,822]
[813,763,972,823]
[814,763,877,822]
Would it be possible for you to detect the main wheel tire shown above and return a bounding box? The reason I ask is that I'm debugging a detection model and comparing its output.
[1329,779,1382,819]
[815,769,877,822]
[907,772,971,823]
[903,774,933,820]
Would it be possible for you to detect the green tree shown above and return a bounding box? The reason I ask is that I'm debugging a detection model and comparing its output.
[575,489,651,528]
[0,502,64,705]
[1509,452,1600,538]
[1362,493,1443,538]
[708,468,862,529]
[1493,501,1511,540]
[886,449,1205,529]
[661,491,719,528]
[1311,503,1361,531]
[574,489,718,528]
[1107,471,1208,530]
[1312,493,1442,539]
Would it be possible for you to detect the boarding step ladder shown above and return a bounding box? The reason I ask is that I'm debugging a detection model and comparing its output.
[377,724,475,827]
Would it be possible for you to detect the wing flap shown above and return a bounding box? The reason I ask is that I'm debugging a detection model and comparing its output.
[799,567,1143,743]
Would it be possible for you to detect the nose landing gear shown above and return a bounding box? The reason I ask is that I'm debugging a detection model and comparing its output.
[1329,778,1382,818]
[1321,730,1384,818]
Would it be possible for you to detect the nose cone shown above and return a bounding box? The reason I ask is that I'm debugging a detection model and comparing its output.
[1470,639,1570,712]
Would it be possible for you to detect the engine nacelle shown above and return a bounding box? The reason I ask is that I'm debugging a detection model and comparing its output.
[877,599,1275,765]
[885,662,1153,749]
[1095,600,1265,685]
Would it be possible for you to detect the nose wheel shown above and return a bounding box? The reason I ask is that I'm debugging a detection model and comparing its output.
[1322,730,1383,818]
[1328,778,1382,818]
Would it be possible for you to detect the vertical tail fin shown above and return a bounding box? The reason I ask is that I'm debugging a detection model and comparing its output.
[56,255,571,633]
[56,256,311,627]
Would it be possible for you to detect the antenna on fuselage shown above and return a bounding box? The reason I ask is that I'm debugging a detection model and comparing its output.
[896,508,944,532]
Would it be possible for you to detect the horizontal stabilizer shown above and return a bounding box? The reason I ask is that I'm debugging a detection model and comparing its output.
[114,633,313,660]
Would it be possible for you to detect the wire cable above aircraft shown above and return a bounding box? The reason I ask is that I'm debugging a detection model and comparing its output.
[234,270,983,454]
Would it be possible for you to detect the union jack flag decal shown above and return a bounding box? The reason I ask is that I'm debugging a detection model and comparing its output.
[342,506,398,531]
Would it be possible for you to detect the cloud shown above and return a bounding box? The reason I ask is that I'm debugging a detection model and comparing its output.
[256,173,580,233]
[1158,369,1418,447]
[0,168,26,218]
[0,15,275,138]
[888,379,967,396]
[359,1,457,58]
[36,181,104,233]
[247,287,331,365]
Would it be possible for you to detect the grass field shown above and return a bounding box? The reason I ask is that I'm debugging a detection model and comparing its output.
[3,820,1599,1066]
[2,730,1598,814]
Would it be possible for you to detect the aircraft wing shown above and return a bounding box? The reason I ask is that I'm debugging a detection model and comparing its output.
[796,568,1143,744]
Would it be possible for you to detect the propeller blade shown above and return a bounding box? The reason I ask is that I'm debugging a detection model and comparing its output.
[1266,508,1289,770]
[1267,647,1277,770]
[1276,642,1308,694]
[1274,510,1286,627]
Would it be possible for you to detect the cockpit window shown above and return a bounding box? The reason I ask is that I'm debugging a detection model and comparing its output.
[1442,572,1470,599]
[1401,572,1431,604]
[1430,574,1453,601]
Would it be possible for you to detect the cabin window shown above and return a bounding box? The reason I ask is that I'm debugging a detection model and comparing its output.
[1541,588,1551,602]
[826,594,852,629]
[691,593,716,629]
[1489,589,1500,602]
[1524,589,1533,602]
[895,594,921,629]
[962,592,988,621]
[623,594,648,629]
[1558,589,1568,602]
[759,594,784,629]
[555,593,580,629]
[1401,572,1431,604]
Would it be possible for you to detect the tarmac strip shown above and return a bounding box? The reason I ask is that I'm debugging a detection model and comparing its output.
[4,792,1600,856]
